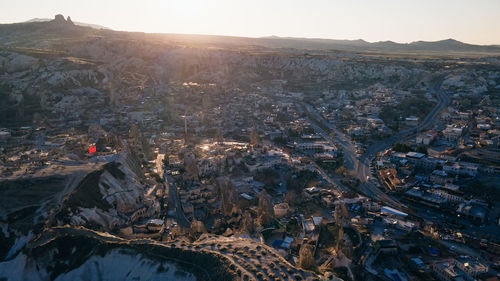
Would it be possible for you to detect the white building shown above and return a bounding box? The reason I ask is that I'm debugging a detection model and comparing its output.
[416,131,437,145]
[443,162,478,177]
[442,125,463,142]
[433,260,471,281]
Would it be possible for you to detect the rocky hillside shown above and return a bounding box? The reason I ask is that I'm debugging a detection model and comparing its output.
[54,152,156,232]
[0,226,315,281]
[1,16,499,129]
[0,151,154,260]
[0,227,222,281]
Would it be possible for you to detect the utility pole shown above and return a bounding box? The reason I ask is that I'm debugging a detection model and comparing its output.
[184,108,188,144]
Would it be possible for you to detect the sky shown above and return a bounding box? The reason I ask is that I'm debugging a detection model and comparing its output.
[1,0,500,45]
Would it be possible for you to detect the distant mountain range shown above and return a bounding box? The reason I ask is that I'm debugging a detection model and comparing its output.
[1,16,499,56]
[24,18,109,30]
[256,36,500,54]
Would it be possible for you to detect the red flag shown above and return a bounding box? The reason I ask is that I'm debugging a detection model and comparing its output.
[88,146,96,154]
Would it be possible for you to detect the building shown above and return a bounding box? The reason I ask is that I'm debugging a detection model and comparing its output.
[383,217,416,232]
[146,219,164,232]
[416,131,437,145]
[375,239,398,254]
[406,151,425,162]
[410,257,429,273]
[455,256,488,278]
[294,142,337,152]
[405,116,419,126]
[0,128,10,140]
[430,170,453,185]
[443,162,478,177]
[384,268,408,281]
[273,202,290,218]
[433,260,471,281]
[379,169,403,191]
[405,187,448,208]
[457,202,488,224]
[348,126,368,137]
[442,183,461,194]
[429,189,464,204]
[302,218,316,233]
[381,206,408,218]
[443,125,464,142]
[367,117,385,128]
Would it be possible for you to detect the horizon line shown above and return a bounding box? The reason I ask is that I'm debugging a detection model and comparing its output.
[3,16,500,47]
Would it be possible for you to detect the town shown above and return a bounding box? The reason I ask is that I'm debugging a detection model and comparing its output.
[1,14,500,281]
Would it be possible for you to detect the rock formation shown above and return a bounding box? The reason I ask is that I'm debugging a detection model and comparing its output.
[299,243,315,269]
[257,190,274,226]
[183,153,199,182]
[216,177,236,216]
[51,14,74,25]
[52,14,66,24]
[188,219,206,240]
[54,152,159,232]
[239,210,255,234]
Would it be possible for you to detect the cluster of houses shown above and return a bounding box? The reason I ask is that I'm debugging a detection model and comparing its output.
[374,148,498,225]
[313,85,421,140]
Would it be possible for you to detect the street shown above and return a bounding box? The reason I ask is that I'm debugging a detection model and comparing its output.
[298,81,450,211]
[164,172,190,228]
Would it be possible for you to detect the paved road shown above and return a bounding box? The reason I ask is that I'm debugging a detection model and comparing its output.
[299,82,450,210]
[164,173,190,228]
[363,83,450,158]
[300,102,398,205]
[309,159,349,195]
[296,103,353,195]
[358,84,449,203]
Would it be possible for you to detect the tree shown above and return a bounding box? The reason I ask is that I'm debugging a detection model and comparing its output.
[257,190,274,226]
[392,143,412,153]
[217,177,236,216]
[334,202,349,227]
[303,127,315,135]
[416,144,428,155]
[336,227,344,253]
[215,128,224,143]
[183,153,199,182]
[272,136,288,146]
[129,124,140,145]
[250,127,260,146]
[284,190,297,206]
[288,128,299,138]
[335,166,347,176]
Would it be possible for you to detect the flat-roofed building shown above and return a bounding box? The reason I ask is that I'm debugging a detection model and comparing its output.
[416,131,437,145]
[455,256,488,278]
[433,260,469,281]
[430,170,453,185]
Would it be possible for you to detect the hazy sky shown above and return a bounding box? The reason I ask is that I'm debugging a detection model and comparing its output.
[1,0,500,45]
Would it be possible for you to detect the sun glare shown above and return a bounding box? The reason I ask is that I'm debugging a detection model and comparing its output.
[167,0,205,20]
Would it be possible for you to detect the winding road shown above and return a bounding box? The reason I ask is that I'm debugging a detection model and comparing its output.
[300,81,450,209]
